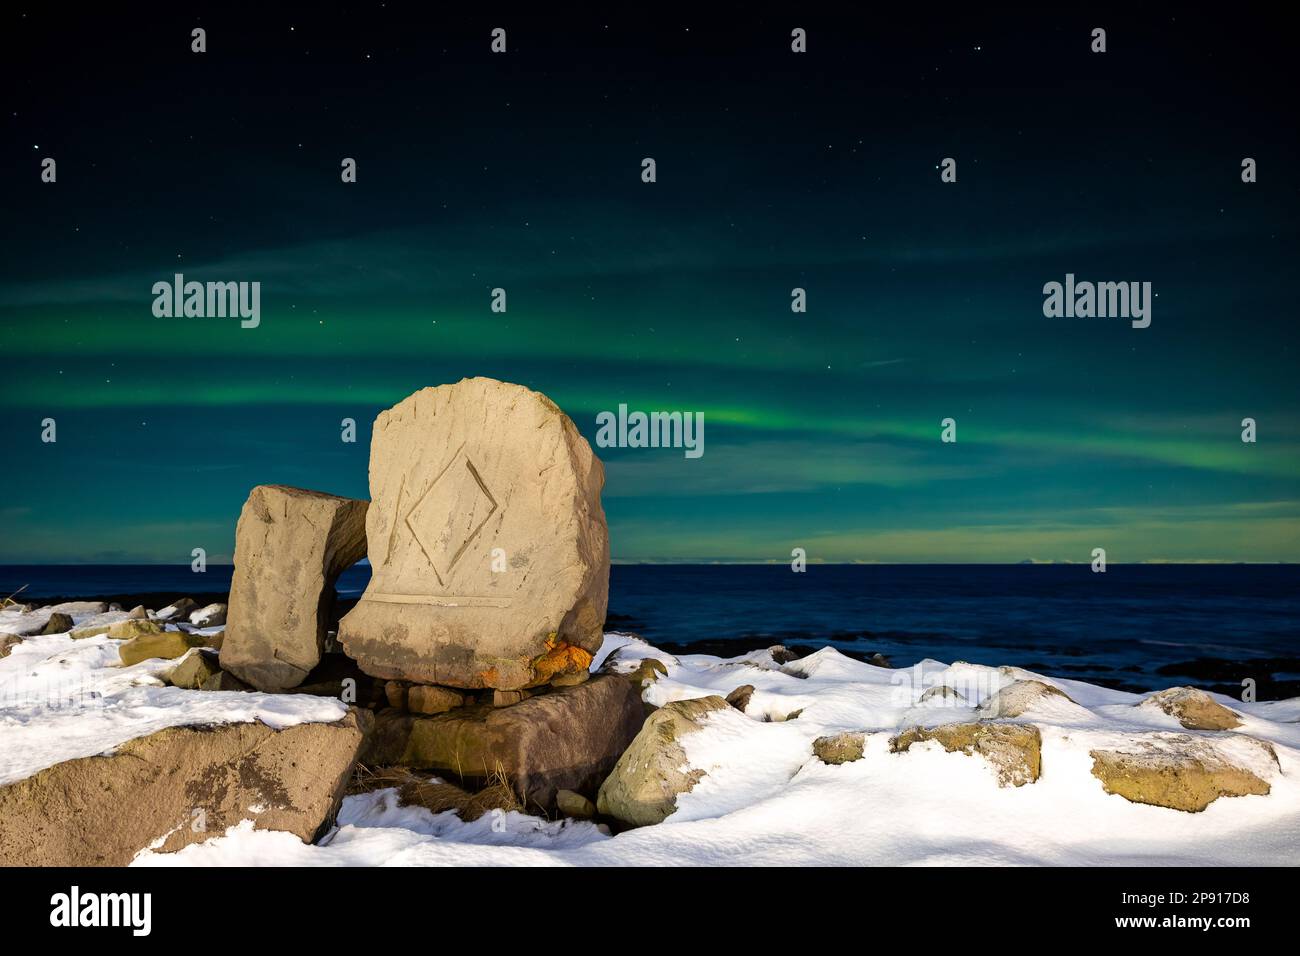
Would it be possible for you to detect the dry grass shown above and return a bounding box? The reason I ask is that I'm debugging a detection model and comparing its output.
[348,763,523,822]
[1,585,29,609]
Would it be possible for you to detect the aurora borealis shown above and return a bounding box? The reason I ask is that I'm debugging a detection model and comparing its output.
[1,8,1296,563]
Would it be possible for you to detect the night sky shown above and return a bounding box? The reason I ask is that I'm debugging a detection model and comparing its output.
[1,6,1296,563]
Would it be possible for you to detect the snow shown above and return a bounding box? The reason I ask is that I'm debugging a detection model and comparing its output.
[139,634,1300,866]
[5,615,1297,865]
[0,616,347,786]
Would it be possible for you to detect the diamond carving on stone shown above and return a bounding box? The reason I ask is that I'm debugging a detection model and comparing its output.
[404,446,499,584]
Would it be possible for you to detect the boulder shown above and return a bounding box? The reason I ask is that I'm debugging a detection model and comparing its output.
[219,484,368,692]
[119,631,206,667]
[556,789,596,819]
[68,609,136,637]
[385,680,410,710]
[1141,686,1241,731]
[725,684,756,712]
[1089,734,1276,812]
[72,615,157,640]
[977,679,1076,718]
[126,605,148,619]
[0,633,21,659]
[0,710,369,865]
[408,684,464,715]
[492,688,532,707]
[362,674,642,814]
[891,722,1042,787]
[813,731,867,765]
[2,608,59,636]
[338,379,609,691]
[46,601,108,616]
[596,695,729,827]
[167,649,222,689]
[201,670,252,692]
[38,612,74,635]
[619,658,668,689]
[551,670,590,687]
[155,598,199,622]
[108,619,164,640]
[189,602,228,627]
[769,645,802,665]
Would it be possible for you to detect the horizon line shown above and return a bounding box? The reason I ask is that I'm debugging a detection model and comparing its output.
[1,561,1297,568]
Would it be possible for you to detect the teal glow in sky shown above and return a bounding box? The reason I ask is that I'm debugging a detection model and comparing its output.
[1,10,1296,563]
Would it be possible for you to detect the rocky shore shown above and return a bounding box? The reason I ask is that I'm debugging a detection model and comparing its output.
[2,380,1297,866]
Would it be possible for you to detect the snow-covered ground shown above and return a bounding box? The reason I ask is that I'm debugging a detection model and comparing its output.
[0,605,345,787]
[3,609,1298,865]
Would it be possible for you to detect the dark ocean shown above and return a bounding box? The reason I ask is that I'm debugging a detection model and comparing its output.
[3,564,1297,697]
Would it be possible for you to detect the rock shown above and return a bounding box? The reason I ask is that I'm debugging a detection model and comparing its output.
[338,379,609,691]
[2,609,59,636]
[119,631,206,667]
[70,625,110,640]
[220,484,369,692]
[1089,734,1276,812]
[68,609,136,636]
[0,633,21,658]
[72,616,150,640]
[769,645,802,665]
[155,597,199,622]
[409,684,464,715]
[46,601,107,615]
[1141,686,1242,731]
[1092,738,1274,811]
[362,674,643,814]
[204,629,225,651]
[977,679,1076,718]
[725,684,756,712]
[200,670,252,692]
[38,612,74,635]
[919,685,967,705]
[891,722,1042,787]
[0,710,368,865]
[189,602,227,627]
[108,619,164,640]
[126,604,148,619]
[556,789,596,819]
[107,621,165,642]
[166,649,222,689]
[813,732,867,765]
[492,688,533,707]
[550,669,590,687]
[596,695,729,827]
[621,658,668,689]
[385,680,410,710]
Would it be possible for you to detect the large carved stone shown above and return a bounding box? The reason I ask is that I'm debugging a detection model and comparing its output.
[219,485,368,691]
[339,379,609,690]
